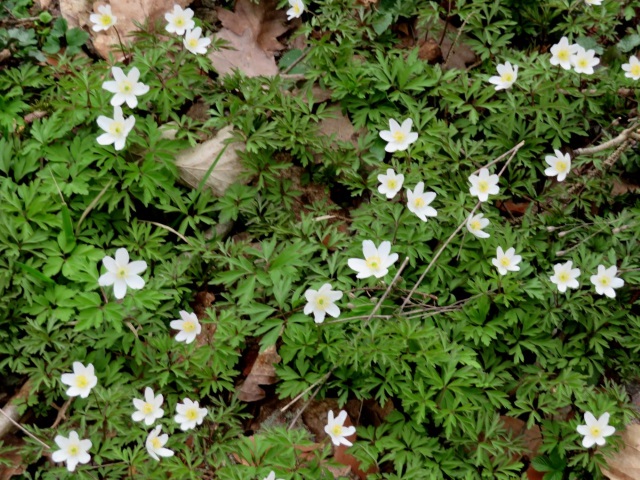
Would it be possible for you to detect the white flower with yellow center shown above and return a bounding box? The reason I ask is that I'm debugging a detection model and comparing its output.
[590,264,624,298]
[622,55,640,80]
[102,66,150,109]
[491,247,522,276]
[60,362,98,398]
[165,5,195,36]
[98,247,147,299]
[379,118,418,152]
[466,213,490,239]
[174,398,208,431]
[52,431,92,472]
[348,240,399,279]
[324,410,356,447]
[571,46,600,74]
[146,426,174,461]
[577,412,615,448]
[377,168,404,199]
[170,311,202,344]
[96,106,136,151]
[544,149,572,182]
[286,0,305,20]
[132,387,165,426]
[304,283,343,324]
[183,27,211,55]
[488,61,518,90]
[89,5,117,32]
[406,182,437,222]
[550,37,578,70]
[549,261,581,293]
[584,0,602,5]
[468,168,500,202]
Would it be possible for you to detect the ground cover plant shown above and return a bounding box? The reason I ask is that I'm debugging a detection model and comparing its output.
[0,0,639,478]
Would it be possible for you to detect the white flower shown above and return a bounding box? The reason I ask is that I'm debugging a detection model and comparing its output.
[96,106,135,151]
[286,0,305,20]
[550,36,578,70]
[52,431,92,472]
[406,182,437,222]
[304,283,342,324]
[577,412,615,448]
[590,265,624,298]
[174,398,208,431]
[132,387,164,426]
[98,247,147,299]
[347,240,399,279]
[102,67,149,109]
[165,5,195,36]
[571,46,600,74]
[183,27,211,55]
[379,118,418,152]
[324,410,356,447]
[466,213,490,239]
[544,149,572,182]
[145,426,174,461]
[468,168,500,202]
[169,311,202,344]
[549,261,581,293]
[263,472,284,480]
[377,169,404,199]
[491,247,522,276]
[584,0,602,5]
[60,362,98,399]
[488,61,518,90]
[622,55,640,80]
[89,5,116,32]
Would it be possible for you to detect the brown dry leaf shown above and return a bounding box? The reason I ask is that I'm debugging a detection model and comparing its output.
[237,345,281,402]
[209,28,279,77]
[318,108,357,146]
[175,125,248,197]
[0,438,26,480]
[612,179,639,196]
[217,0,289,53]
[602,424,640,480]
[60,0,191,59]
[499,416,542,458]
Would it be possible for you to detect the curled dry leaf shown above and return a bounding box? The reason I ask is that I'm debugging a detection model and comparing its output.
[601,424,640,480]
[175,125,248,197]
[237,345,281,402]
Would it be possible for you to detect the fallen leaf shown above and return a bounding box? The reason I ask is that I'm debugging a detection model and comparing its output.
[499,416,542,458]
[237,345,281,402]
[175,125,248,197]
[60,0,191,59]
[317,108,357,146]
[612,178,639,196]
[217,0,289,53]
[0,437,26,480]
[209,28,279,77]
[601,424,640,480]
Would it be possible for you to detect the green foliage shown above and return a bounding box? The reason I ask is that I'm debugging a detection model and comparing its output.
[0,0,639,479]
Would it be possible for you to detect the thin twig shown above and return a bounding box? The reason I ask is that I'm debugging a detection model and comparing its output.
[76,180,113,235]
[0,408,50,450]
[287,379,327,430]
[282,47,310,75]
[401,141,525,309]
[280,370,333,413]
[51,399,72,430]
[364,256,409,323]
[142,220,192,246]
[573,123,638,156]
[443,13,474,69]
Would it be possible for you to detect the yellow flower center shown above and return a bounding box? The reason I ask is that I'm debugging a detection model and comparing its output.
[599,276,610,286]
[315,295,328,309]
[365,255,381,271]
[590,426,602,437]
[143,402,154,414]
[68,445,79,455]
[501,73,513,83]
[188,38,198,48]
[558,49,570,62]
[151,437,162,449]
[558,272,569,282]
[183,320,196,333]
[387,179,397,189]
[470,220,481,231]
[500,257,511,267]
[631,64,640,77]
[121,81,132,93]
[577,58,588,69]
[116,266,128,278]
[175,17,185,27]
[392,131,406,142]
[331,424,343,436]
[477,180,489,193]
[100,14,112,26]
[185,408,198,421]
[75,375,88,388]
[293,4,301,14]
[110,122,124,136]
[556,160,568,172]
[413,197,425,208]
